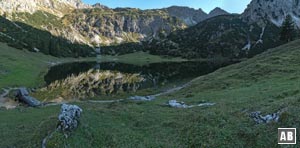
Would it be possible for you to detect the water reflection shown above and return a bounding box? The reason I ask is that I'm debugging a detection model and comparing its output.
[45,61,233,88]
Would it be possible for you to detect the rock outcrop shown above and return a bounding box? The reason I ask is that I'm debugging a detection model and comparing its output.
[16,88,41,107]
[57,104,83,131]
[167,100,216,108]
[249,111,280,124]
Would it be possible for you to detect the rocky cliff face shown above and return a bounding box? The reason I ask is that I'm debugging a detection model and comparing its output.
[0,0,89,17]
[62,8,187,45]
[242,0,300,27]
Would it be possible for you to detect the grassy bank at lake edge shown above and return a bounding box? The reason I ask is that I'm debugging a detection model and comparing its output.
[0,43,186,89]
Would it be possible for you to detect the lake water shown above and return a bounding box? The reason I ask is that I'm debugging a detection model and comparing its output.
[45,61,233,89]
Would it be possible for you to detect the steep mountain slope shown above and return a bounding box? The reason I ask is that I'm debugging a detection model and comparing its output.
[242,0,300,27]
[147,15,281,59]
[0,16,93,57]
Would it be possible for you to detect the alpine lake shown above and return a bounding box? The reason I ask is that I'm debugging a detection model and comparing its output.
[41,60,234,101]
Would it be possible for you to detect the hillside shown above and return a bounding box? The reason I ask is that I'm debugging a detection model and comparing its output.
[147,15,281,59]
[1,39,300,147]
[0,42,60,88]
[0,16,95,57]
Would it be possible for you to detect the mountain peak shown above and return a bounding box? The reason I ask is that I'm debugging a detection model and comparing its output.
[165,6,207,26]
[242,0,300,27]
[208,7,229,17]
[92,3,109,9]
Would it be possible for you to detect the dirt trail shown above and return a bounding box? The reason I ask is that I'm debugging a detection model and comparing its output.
[0,88,18,109]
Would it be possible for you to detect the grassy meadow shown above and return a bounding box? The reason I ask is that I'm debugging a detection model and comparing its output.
[1,40,300,147]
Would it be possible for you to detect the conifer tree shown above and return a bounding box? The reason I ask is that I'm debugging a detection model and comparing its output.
[280,15,295,42]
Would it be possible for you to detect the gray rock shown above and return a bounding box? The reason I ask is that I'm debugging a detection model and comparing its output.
[250,111,280,124]
[197,102,216,107]
[57,104,83,131]
[168,100,189,108]
[167,100,216,108]
[129,95,156,101]
[16,87,41,107]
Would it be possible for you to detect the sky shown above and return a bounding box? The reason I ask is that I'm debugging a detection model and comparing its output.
[82,0,252,14]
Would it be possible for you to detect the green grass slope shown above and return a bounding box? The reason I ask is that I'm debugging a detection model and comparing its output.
[1,40,300,147]
[0,43,59,88]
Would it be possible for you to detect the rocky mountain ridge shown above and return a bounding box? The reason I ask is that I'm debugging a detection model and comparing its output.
[165,6,229,26]
[242,0,300,27]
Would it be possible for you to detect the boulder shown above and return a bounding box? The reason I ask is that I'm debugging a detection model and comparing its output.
[129,95,156,101]
[167,100,216,108]
[16,87,41,107]
[168,100,189,108]
[57,104,83,132]
[250,111,280,124]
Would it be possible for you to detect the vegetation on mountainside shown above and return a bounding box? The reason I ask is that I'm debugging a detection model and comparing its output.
[280,15,296,43]
[146,15,281,59]
[12,11,64,30]
[1,39,300,147]
[0,16,94,57]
